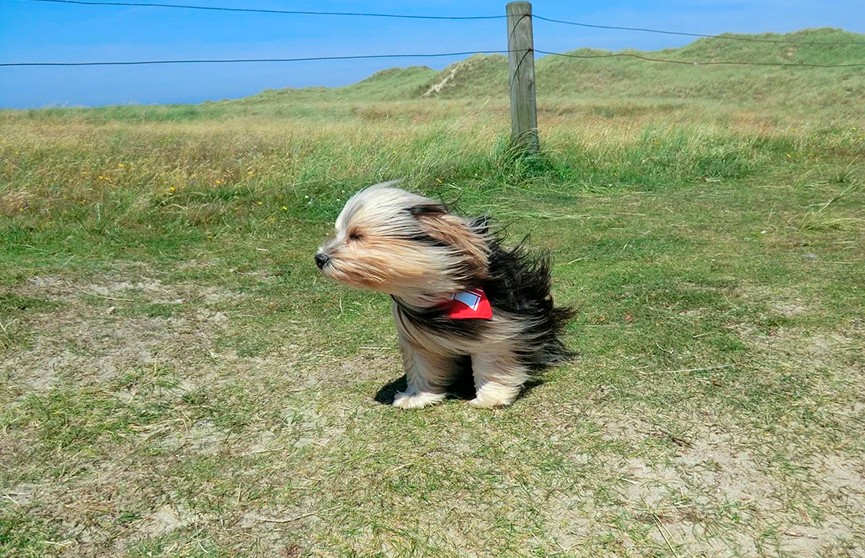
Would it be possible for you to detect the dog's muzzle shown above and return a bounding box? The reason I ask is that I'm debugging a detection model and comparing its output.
[314,252,330,270]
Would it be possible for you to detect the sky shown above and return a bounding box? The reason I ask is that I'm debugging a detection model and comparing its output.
[1,0,863,108]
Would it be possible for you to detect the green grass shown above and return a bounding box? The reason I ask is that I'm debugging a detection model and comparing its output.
[231,28,865,120]
[2,28,865,557]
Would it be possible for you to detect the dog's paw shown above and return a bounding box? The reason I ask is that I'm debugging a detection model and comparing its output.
[469,382,520,409]
[392,391,446,410]
[468,396,512,409]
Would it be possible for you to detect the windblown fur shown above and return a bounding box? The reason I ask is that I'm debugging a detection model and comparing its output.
[315,181,574,409]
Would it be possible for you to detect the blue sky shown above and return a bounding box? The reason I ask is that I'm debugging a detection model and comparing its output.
[1,0,863,108]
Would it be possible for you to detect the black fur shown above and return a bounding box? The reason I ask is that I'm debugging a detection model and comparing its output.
[483,238,575,368]
[408,203,448,216]
[392,234,575,372]
[407,232,449,248]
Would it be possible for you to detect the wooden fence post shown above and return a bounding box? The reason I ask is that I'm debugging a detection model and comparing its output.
[506,1,539,153]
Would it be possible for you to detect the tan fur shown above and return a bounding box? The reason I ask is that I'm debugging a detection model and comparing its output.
[317,183,483,304]
[414,211,490,278]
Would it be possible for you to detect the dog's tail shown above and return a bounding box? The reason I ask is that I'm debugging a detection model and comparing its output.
[539,304,577,366]
[483,239,576,369]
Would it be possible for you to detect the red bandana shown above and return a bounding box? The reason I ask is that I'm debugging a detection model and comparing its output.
[443,288,493,320]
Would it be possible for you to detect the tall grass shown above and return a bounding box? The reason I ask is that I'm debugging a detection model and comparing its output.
[3,98,861,224]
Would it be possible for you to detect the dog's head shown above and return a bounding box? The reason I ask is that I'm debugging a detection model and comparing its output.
[315,181,490,300]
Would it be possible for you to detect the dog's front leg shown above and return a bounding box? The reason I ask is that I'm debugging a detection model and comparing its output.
[392,336,450,409]
[469,351,528,408]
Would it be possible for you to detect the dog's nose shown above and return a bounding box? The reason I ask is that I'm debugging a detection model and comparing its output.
[315,252,330,269]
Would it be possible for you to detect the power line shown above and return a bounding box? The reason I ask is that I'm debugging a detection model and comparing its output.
[19,0,865,46]
[536,49,865,68]
[0,51,509,67]
[3,49,861,69]
[533,15,865,46]
[21,0,506,20]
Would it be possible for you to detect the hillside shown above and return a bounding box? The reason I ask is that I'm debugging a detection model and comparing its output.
[237,65,438,106]
[238,28,864,110]
[532,28,865,108]
[416,54,508,99]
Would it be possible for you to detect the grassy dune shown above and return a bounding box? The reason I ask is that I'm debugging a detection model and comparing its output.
[1,29,864,557]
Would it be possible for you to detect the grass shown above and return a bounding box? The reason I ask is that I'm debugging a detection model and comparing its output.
[2,29,865,557]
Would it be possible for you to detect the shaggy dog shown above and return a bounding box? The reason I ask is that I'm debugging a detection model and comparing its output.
[315,181,573,409]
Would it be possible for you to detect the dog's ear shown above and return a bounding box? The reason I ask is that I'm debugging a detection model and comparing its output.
[408,203,448,217]
[410,205,489,276]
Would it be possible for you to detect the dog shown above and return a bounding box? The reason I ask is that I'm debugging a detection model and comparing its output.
[315,181,573,409]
